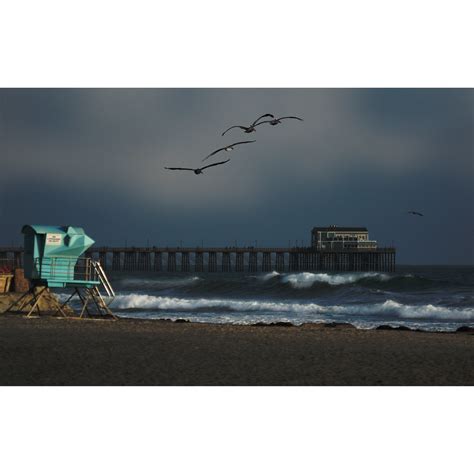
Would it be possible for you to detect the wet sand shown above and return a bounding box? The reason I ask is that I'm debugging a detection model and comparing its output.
[0,314,472,385]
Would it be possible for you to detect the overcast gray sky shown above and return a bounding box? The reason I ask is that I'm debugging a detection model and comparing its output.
[0,88,472,264]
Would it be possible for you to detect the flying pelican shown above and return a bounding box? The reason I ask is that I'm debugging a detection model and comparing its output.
[202,140,256,162]
[407,211,424,217]
[258,115,304,126]
[164,159,230,175]
[221,114,274,136]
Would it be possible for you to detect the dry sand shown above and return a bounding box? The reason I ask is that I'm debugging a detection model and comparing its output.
[0,314,472,385]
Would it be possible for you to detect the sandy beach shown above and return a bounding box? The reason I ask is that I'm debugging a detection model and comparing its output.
[0,314,472,385]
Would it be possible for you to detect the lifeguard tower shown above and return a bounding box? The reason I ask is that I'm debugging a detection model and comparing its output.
[9,225,115,318]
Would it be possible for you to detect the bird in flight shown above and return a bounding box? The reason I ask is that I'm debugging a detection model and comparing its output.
[221,114,274,136]
[165,159,230,175]
[258,115,304,126]
[202,140,256,162]
[407,211,424,217]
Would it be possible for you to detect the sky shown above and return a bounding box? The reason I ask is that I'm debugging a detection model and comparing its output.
[0,88,472,264]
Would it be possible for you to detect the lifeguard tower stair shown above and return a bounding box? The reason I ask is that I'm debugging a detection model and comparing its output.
[8,225,116,319]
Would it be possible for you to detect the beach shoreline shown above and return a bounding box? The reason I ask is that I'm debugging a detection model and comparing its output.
[0,313,472,386]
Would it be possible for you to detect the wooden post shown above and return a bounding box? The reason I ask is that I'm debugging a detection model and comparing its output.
[137,252,149,271]
[99,251,107,270]
[153,252,162,272]
[112,251,122,271]
[276,252,285,272]
[167,252,176,272]
[222,252,231,272]
[208,252,217,272]
[181,252,190,272]
[195,252,204,272]
[289,252,299,272]
[248,252,258,272]
[262,252,271,272]
[124,251,137,271]
[235,252,244,272]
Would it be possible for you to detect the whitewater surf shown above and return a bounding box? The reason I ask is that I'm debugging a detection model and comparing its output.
[58,265,474,332]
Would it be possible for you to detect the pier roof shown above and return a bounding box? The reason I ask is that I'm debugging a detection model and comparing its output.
[312,226,368,232]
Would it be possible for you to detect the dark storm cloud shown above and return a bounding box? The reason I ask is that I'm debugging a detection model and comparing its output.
[0,89,473,263]
[0,89,82,136]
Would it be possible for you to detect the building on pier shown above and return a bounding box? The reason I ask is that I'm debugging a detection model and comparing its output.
[311,225,378,250]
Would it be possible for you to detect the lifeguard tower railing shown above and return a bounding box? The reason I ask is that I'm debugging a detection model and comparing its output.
[31,256,115,297]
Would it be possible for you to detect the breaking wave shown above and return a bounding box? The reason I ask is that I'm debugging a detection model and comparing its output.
[257,271,281,281]
[109,271,458,296]
[110,294,474,322]
[281,272,393,288]
[56,266,474,331]
[112,275,201,291]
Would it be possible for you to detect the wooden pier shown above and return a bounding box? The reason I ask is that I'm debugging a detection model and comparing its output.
[0,246,396,273]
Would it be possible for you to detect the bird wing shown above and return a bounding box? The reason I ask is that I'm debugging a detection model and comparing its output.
[251,114,274,126]
[202,141,255,162]
[202,147,226,162]
[164,167,195,171]
[200,159,231,171]
[278,116,304,121]
[253,120,272,127]
[230,140,256,147]
[222,125,247,136]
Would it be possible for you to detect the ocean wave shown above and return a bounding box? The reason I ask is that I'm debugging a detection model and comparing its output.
[110,294,474,321]
[112,275,201,290]
[108,271,470,298]
[281,272,393,288]
[256,271,280,281]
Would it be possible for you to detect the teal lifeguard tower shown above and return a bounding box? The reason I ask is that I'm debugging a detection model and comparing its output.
[10,225,115,318]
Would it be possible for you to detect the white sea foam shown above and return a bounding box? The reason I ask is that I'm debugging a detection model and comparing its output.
[110,294,474,321]
[281,272,392,288]
[259,271,280,281]
[116,276,200,288]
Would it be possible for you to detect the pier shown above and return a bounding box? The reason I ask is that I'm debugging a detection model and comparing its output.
[0,246,396,273]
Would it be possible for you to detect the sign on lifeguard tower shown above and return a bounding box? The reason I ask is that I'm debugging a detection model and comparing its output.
[46,233,62,245]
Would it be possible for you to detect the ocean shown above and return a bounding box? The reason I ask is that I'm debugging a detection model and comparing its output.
[81,265,474,332]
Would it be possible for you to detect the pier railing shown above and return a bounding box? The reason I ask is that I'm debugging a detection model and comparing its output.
[0,246,396,273]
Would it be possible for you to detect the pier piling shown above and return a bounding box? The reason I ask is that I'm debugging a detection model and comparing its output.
[222,252,231,272]
[236,252,244,272]
[248,252,258,272]
[181,252,190,272]
[167,252,177,272]
[195,252,204,272]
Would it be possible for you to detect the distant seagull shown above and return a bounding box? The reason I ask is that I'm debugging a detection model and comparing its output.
[221,114,274,136]
[258,115,304,126]
[407,211,424,217]
[202,140,256,162]
[165,159,230,175]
